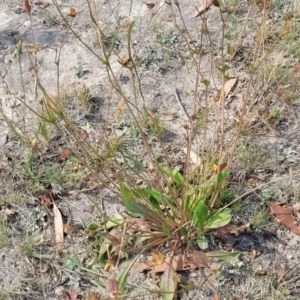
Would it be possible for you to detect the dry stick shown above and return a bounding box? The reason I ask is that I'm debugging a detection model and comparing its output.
[172,86,190,121]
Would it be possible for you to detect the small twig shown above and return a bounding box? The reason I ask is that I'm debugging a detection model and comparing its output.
[172,86,190,121]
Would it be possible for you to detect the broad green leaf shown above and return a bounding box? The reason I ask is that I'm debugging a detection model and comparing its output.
[221,189,233,200]
[87,223,98,231]
[206,250,240,261]
[149,195,160,210]
[124,155,145,173]
[163,225,170,235]
[205,208,231,229]
[180,284,195,291]
[198,177,217,189]
[161,167,172,176]
[172,167,184,186]
[118,266,130,295]
[99,237,111,257]
[120,185,146,217]
[160,260,177,300]
[139,189,162,201]
[197,235,208,250]
[180,227,188,237]
[133,158,145,173]
[120,185,132,202]
[217,169,229,185]
[185,195,192,211]
[193,202,209,229]
[134,235,152,247]
[104,213,124,229]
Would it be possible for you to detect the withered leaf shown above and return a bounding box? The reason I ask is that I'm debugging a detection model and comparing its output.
[63,223,72,234]
[152,251,164,265]
[216,227,235,251]
[23,0,31,13]
[269,202,300,236]
[213,294,221,300]
[87,293,101,300]
[69,7,77,18]
[60,149,72,158]
[160,257,177,300]
[214,78,237,102]
[133,251,208,273]
[41,194,53,207]
[53,202,64,246]
[192,0,219,18]
[224,78,237,97]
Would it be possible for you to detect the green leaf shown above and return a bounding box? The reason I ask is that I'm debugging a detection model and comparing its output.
[180,284,195,291]
[221,189,233,200]
[205,208,231,229]
[197,235,208,250]
[217,169,229,185]
[125,156,145,173]
[120,185,132,202]
[198,177,217,189]
[193,202,209,229]
[201,79,210,86]
[118,267,130,296]
[180,227,188,237]
[87,223,98,231]
[163,225,170,235]
[206,250,240,261]
[149,195,160,210]
[172,167,184,186]
[104,213,124,229]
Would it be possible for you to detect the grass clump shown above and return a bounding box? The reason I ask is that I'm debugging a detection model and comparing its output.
[2,0,300,299]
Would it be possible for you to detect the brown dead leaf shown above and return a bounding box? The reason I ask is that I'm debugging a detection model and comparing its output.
[226,223,251,234]
[104,258,115,272]
[42,2,50,9]
[279,27,290,37]
[213,293,221,300]
[63,223,72,234]
[134,251,208,273]
[69,7,77,18]
[224,78,237,97]
[68,290,78,300]
[269,202,300,236]
[120,56,131,66]
[81,129,89,140]
[26,45,39,54]
[183,147,202,167]
[153,251,164,265]
[216,227,235,251]
[23,0,31,13]
[5,208,15,215]
[83,204,95,213]
[214,89,222,102]
[41,194,53,207]
[31,138,37,149]
[53,202,64,246]
[106,279,119,299]
[132,219,150,231]
[192,0,219,18]
[60,149,72,158]
[292,203,300,212]
[87,293,101,300]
